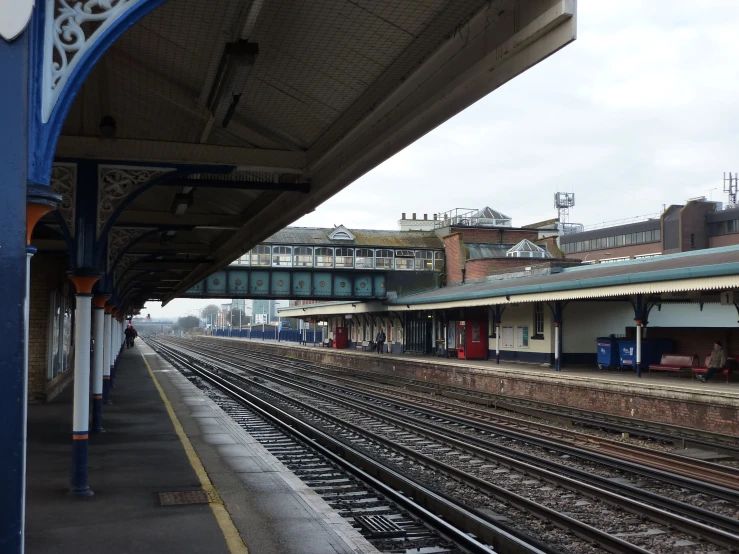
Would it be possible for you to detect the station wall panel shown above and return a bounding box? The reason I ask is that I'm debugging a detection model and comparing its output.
[271,271,291,296]
[292,272,312,296]
[250,271,270,295]
[206,272,227,295]
[228,270,248,295]
[373,275,386,297]
[333,274,352,297]
[353,275,372,297]
[312,273,333,296]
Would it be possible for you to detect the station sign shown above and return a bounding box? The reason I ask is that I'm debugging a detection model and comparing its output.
[720,291,735,305]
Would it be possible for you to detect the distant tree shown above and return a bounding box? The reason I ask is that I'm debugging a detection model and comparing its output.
[201,304,220,320]
[174,315,200,331]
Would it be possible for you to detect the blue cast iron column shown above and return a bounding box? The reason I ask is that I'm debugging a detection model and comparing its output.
[0,26,33,554]
[91,296,108,432]
[68,274,99,496]
[103,304,113,404]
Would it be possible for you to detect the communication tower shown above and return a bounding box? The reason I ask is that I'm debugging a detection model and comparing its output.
[724,172,738,206]
[554,192,575,226]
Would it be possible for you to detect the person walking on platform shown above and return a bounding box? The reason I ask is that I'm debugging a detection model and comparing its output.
[699,341,727,382]
[125,323,137,349]
[375,328,386,354]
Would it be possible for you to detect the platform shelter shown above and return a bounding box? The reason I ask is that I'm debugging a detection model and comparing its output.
[1,1,577,551]
[280,245,739,370]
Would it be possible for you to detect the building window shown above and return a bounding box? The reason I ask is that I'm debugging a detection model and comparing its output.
[355,248,374,269]
[294,246,313,267]
[434,251,445,272]
[315,247,334,268]
[534,303,544,337]
[251,245,271,266]
[395,250,414,270]
[48,290,73,381]
[375,249,394,270]
[272,246,292,267]
[335,247,354,268]
[415,251,434,271]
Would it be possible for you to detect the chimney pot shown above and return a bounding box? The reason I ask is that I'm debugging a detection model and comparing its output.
[424,214,428,220]
[412,213,416,220]
[402,212,406,219]
[434,214,438,220]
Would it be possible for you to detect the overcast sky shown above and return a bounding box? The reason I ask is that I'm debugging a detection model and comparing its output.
[145,0,739,319]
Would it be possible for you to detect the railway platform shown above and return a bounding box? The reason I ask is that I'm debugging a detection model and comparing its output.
[202,336,739,437]
[25,343,377,554]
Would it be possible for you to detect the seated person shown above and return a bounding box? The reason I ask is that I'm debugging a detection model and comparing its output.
[698,341,727,383]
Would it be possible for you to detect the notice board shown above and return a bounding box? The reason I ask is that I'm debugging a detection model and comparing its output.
[501,326,514,348]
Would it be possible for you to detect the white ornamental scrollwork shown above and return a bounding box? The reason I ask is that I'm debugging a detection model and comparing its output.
[97,165,172,236]
[107,228,149,271]
[43,0,142,122]
[50,162,77,236]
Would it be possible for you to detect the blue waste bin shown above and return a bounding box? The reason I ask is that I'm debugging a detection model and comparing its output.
[618,339,674,370]
[596,338,620,369]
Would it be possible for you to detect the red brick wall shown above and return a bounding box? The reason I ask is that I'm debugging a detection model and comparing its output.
[465,258,533,279]
[709,234,739,248]
[443,234,465,283]
[452,228,538,244]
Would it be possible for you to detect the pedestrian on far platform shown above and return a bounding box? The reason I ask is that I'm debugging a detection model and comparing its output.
[375,328,386,354]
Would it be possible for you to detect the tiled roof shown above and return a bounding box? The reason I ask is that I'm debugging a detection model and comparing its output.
[390,245,739,304]
[262,227,443,249]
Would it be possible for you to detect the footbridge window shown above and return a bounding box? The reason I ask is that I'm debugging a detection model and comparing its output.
[294,247,313,267]
[272,246,293,267]
[251,245,271,266]
[395,250,415,270]
[355,248,374,269]
[415,250,434,271]
[315,247,334,268]
[335,248,354,268]
[376,249,394,270]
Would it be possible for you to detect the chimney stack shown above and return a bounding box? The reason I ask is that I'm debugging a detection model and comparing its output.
[412,213,416,220]
[402,212,406,219]
[433,214,438,220]
[423,214,428,220]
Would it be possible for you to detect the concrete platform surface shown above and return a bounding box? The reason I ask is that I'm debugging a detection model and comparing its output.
[25,343,377,554]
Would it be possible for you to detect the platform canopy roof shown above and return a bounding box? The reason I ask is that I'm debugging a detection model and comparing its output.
[39,0,576,311]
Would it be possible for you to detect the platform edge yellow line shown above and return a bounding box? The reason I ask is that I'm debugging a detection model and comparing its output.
[140,349,249,554]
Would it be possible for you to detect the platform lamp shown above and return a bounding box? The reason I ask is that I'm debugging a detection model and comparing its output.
[207,41,259,129]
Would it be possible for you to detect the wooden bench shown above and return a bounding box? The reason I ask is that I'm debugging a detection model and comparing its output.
[692,355,738,382]
[648,354,696,376]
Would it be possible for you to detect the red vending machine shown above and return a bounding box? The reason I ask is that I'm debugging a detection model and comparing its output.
[333,326,348,349]
[457,321,486,359]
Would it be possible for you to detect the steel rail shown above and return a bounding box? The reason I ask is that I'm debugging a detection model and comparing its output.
[168,337,739,502]
[149,340,546,554]
[157,338,739,548]
[207,337,739,455]
[152,339,679,554]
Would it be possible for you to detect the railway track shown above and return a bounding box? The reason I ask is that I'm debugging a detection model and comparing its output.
[150,337,739,553]
[182,337,739,492]
[203,337,739,457]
